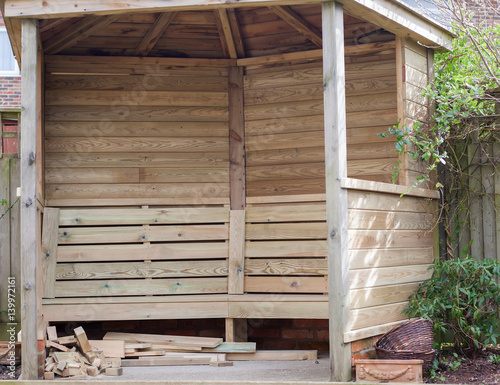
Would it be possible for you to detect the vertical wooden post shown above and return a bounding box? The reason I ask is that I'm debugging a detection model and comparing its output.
[468,143,484,259]
[494,142,500,265]
[482,145,496,259]
[20,18,40,380]
[395,36,407,186]
[322,2,351,382]
[0,156,11,328]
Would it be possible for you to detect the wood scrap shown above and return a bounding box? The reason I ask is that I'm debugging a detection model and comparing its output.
[47,326,58,341]
[58,336,77,345]
[44,372,55,380]
[87,366,99,376]
[210,361,234,367]
[121,356,213,367]
[48,340,70,352]
[103,332,222,348]
[124,350,165,357]
[89,339,125,358]
[105,367,123,376]
[74,326,92,353]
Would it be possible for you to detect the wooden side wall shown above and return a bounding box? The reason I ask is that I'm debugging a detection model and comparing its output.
[44,56,230,206]
[244,41,398,197]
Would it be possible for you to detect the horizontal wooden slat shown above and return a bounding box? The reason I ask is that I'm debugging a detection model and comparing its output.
[59,207,229,226]
[348,229,433,249]
[139,167,229,183]
[350,302,409,330]
[245,115,323,136]
[245,276,327,293]
[247,178,325,197]
[404,46,427,73]
[348,190,434,212]
[58,224,229,244]
[245,99,323,121]
[56,260,228,280]
[246,147,324,167]
[246,222,326,240]
[246,163,324,182]
[245,258,327,275]
[350,264,432,289]
[346,108,397,129]
[244,83,322,105]
[46,183,229,200]
[350,283,421,309]
[46,137,228,153]
[57,243,229,262]
[349,247,434,269]
[43,302,229,322]
[246,203,325,223]
[54,278,228,297]
[45,168,139,184]
[47,197,231,207]
[343,178,440,199]
[45,152,229,168]
[46,90,228,107]
[348,210,433,230]
[245,240,327,258]
[244,65,322,89]
[246,194,326,205]
[228,301,328,319]
[45,105,228,122]
[344,319,410,343]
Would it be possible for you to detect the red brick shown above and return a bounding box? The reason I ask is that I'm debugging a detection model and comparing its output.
[351,338,373,353]
[102,321,140,331]
[262,340,296,350]
[296,341,329,351]
[293,319,329,328]
[198,329,224,338]
[351,353,361,366]
[164,329,197,336]
[180,319,214,329]
[37,339,45,352]
[248,328,281,339]
[316,329,329,340]
[141,319,178,330]
[282,329,314,340]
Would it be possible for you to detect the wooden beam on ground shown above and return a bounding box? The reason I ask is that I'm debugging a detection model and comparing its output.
[227,9,245,58]
[44,15,119,54]
[322,2,351,382]
[214,9,238,59]
[227,350,317,361]
[270,6,322,47]
[134,12,177,57]
[20,17,39,381]
[229,66,245,209]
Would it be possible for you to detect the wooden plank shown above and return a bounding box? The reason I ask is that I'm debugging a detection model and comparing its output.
[245,115,323,136]
[57,242,228,262]
[247,162,325,182]
[59,207,229,226]
[349,229,433,249]
[228,301,328,319]
[20,18,39,381]
[244,99,324,121]
[245,258,327,275]
[103,332,222,348]
[270,6,322,47]
[348,209,433,230]
[350,282,421,309]
[135,12,176,56]
[45,168,139,184]
[227,9,245,57]
[350,264,432,289]
[43,302,229,322]
[41,208,59,298]
[349,247,434,269]
[227,350,317,361]
[43,294,229,305]
[0,159,11,326]
[74,326,92,353]
[244,82,323,106]
[342,177,439,199]
[350,302,409,331]
[229,210,245,294]
[245,276,327,293]
[47,197,230,207]
[46,326,58,341]
[246,147,324,167]
[245,131,324,152]
[57,224,229,244]
[348,190,434,212]
[246,222,326,240]
[215,9,238,58]
[245,240,327,258]
[246,203,325,223]
[343,319,411,343]
[197,342,255,353]
[495,143,500,265]
[55,260,228,280]
[229,66,245,210]
[88,340,125,358]
[139,167,228,183]
[468,144,484,259]
[481,145,496,259]
[121,357,211,366]
[54,278,228,297]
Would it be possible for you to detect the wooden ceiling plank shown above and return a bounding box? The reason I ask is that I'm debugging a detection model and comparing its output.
[270,5,322,47]
[214,9,238,59]
[227,9,245,59]
[44,14,121,54]
[39,18,77,34]
[135,12,177,57]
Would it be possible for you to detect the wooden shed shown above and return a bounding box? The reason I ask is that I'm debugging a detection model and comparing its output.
[1,0,452,381]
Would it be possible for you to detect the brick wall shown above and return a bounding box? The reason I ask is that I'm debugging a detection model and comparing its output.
[468,0,500,25]
[0,76,21,109]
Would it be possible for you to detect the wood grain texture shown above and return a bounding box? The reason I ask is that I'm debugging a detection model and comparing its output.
[349,247,434,269]
[246,203,326,222]
[228,301,328,319]
[245,276,327,293]
[245,258,327,275]
[350,264,432,289]
[350,302,409,331]
[229,210,245,294]
[41,208,60,298]
[245,240,327,258]
[246,222,326,240]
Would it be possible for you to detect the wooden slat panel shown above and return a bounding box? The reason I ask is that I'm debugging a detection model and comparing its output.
[245,258,327,275]
[244,83,322,105]
[347,108,398,129]
[244,65,322,89]
[58,243,228,262]
[246,178,325,197]
[349,247,434,269]
[54,278,228,297]
[245,131,324,152]
[41,208,60,298]
[45,168,139,184]
[244,276,327,293]
[45,152,229,168]
[56,260,228,280]
[245,99,324,121]
[404,46,427,73]
[45,105,228,122]
[45,74,229,92]
[350,302,408,330]
[245,240,327,258]
[246,203,325,222]
[245,222,326,240]
[350,264,432,289]
[348,229,433,249]
[139,167,229,183]
[43,302,229,322]
[348,191,433,212]
[59,207,229,226]
[46,137,228,153]
[246,147,324,167]
[405,66,428,89]
[228,301,328,319]
[245,115,323,136]
[229,210,245,295]
[58,224,229,244]
[348,210,433,230]
[46,183,229,200]
[246,162,324,182]
[350,283,420,309]
[45,90,228,107]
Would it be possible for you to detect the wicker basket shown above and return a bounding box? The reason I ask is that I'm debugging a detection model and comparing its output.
[375,319,436,371]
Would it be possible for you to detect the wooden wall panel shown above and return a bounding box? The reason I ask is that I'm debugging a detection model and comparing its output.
[44,59,230,206]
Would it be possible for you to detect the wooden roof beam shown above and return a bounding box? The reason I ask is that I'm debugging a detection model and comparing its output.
[44,14,120,54]
[227,9,245,58]
[39,18,78,34]
[214,9,238,59]
[135,12,177,56]
[270,5,322,47]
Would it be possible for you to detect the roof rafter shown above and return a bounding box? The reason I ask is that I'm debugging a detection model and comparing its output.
[135,12,177,56]
[270,5,322,47]
[214,9,238,59]
[227,9,245,58]
[44,14,120,54]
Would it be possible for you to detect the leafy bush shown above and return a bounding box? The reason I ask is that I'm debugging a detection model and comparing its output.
[404,255,500,356]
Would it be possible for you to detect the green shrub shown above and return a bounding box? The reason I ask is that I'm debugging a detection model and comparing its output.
[404,255,500,356]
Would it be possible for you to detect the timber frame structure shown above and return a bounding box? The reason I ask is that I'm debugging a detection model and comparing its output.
[1,0,452,381]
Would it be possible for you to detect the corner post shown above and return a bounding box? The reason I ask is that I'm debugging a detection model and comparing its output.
[20,18,40,380]
[322,2,351,382]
